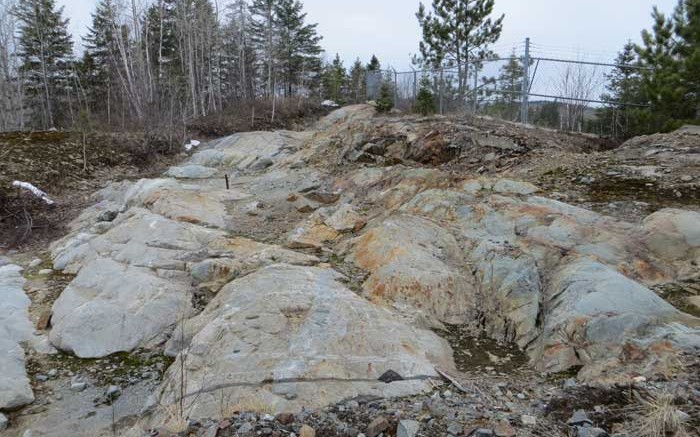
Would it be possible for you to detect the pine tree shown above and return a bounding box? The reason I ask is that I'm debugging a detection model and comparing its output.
[14,0,74,128]
[416,0,504,98]
[322,53,346,103]
[274,0,322,97]
[415,75,435,115]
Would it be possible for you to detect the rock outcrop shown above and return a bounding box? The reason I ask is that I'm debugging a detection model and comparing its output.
[41,104,700,423]
[0,264,34,410]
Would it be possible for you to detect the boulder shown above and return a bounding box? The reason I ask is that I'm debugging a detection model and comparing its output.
[350,214,473,325]
[642,209,700,267]
[0,264,34,410]
[324,204,365,232]
[157,264,453,418]
[534,257,689,380]
[49,258,193,358]
[52,208,228,274]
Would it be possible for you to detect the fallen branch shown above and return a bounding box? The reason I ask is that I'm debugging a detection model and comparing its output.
[434,367,469,394]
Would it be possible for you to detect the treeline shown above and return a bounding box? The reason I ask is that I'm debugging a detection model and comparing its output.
[0,0,388,134]
[593,0,700,139]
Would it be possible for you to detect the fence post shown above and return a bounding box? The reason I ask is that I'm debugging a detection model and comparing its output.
[413,69,418,105]
[393,69,398,109]
[439,68,444,115]
[520,37,531,124]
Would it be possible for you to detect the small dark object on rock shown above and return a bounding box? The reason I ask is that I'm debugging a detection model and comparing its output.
[97,210,118,222]
[378,370,404,383]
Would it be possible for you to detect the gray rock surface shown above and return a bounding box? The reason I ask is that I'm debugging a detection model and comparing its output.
[49,258,193,358]
[165,164,218,179]
[0,264,34,410]
[157,264,453,418]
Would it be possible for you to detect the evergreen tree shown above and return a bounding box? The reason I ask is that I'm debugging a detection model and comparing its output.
[82,0,118,120]
[367,54,381,72]
[322,53,346,103]
[274,0,322,97]
[222,0,256,100]
[597,42,649,138]
[494,50,525,121]
[250,0,276,95]
[636,0,700,129]
[348,58,366,103]
[416,0,504,98]
[376,77,394,113]
[415,75,435,115]
[14,0,74,128]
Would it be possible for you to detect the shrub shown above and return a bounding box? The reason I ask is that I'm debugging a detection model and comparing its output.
[376,82,394,113]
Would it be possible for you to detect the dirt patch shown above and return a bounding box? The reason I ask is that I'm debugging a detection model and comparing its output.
[434,324,530,374]
[0,130,181,250]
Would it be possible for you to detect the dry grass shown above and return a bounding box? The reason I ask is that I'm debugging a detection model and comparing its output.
[624,393,693,437]
[221,394,274,417]
[160,404,190,434]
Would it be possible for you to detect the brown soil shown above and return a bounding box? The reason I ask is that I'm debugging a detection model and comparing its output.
[0,130,182,250]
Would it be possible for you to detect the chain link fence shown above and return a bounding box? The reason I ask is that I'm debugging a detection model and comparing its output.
[367,39,649,135]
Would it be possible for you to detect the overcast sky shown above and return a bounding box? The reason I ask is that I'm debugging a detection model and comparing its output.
[58,0,678,70]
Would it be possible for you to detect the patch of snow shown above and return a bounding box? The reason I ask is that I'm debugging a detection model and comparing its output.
[321,100,340,108]
[11,181,55,205]
[184,139,201,151]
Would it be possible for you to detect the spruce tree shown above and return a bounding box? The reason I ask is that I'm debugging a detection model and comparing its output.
[82,0,118,119]
[367,55,381,72]
[415,75,435,115]
[637,0,700,129]
[495,50,525,121]
[416,0,504,98]
[348,58,366,103]
[274,0,322,97]
[14,0,74,128]
[250,0,276,96]
[597,42,648,138]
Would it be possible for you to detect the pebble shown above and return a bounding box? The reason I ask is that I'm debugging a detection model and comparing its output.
[299,424,315,437]
[397,420,420,437]
[29,259,42,268]
[681,175,693,182]
[447,421,462,435]
[106,385,121,398]
[48,368,58,377]
[35,374,48,382]
[366,416,389,437]
[0,413,8,431]
[238,423,253,433]
[70,381,87,392]
[474,429,494,437]
[567,410,593,426]
[38,269,53,276]
[521,415,537,426]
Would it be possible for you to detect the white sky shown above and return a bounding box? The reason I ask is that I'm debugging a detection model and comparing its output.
[58,0,679,70]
